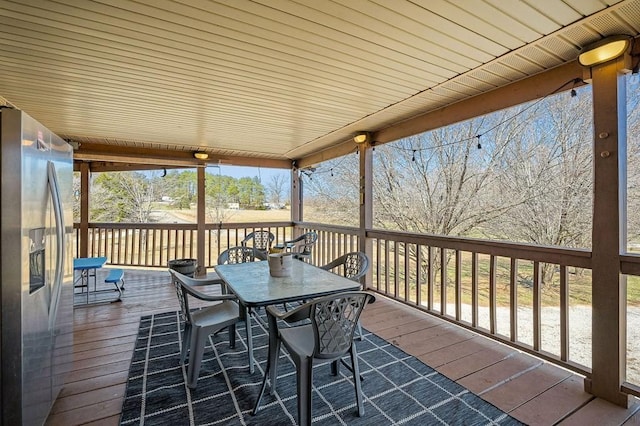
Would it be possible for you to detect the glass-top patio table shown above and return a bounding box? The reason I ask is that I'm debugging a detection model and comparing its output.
[214,260,361,373]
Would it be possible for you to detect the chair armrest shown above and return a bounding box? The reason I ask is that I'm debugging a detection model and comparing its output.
[188,277,225,287]
[283,235,303,245]
[181,283,237,302]
[266,303,311,324]
[320,257,341,271]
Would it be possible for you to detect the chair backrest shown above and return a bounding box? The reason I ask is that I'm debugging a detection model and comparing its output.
[297,231,318,256]
[169,269,193,324]
[321,251,369,281]
[241,230,275,251]
[310,291,375,359]
[217,246,268,265]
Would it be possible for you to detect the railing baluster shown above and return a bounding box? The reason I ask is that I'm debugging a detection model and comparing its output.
[124,229,130,265]
[427,246,433,311]
[393,240,399,299]
[404,242,410,302]
[533,261,541,351]
[416,244,422,307]
[96,228,102,257]
[375,238,381,292]
[384,240,390,295]
[472,252,478,327]
[138,228,144,266]
[560,265,569,361]
[441,248,447,316]
[489,255,497,334]
[455,250,461,321]
[510,258,518,342]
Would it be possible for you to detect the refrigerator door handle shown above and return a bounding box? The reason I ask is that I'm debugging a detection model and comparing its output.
[48,161,65,330]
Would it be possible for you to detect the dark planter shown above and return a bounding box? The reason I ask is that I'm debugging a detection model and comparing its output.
[168,258,197,277]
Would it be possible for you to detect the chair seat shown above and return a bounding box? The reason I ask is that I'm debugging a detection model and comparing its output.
[192,300,240,328]
[280,324,314,358]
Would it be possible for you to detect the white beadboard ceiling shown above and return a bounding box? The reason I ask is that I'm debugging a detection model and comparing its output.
[1,0,639,163]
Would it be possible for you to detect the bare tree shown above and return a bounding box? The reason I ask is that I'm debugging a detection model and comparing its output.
[302,153,360,226]
[373,110,534,236]
[266,173,288,206]
[489,90,593,246]
[91,171,157,223]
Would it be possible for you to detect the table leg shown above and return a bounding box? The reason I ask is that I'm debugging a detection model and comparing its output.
[244,304,254,373]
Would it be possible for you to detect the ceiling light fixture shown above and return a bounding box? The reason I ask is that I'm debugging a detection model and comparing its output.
[353,131,370,144]
[578,35,631,67]
[193,151,209,160]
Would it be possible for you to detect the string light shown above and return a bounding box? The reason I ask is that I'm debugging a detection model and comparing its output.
[301,77,583,179]
[390,77,583,156]
[300,147,358,180]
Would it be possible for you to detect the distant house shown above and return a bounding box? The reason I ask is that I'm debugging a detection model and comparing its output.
[264,202,285,209]
[227,202,240,210]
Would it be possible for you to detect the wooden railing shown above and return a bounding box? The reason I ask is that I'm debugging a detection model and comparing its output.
[73,222,293,268]
[295,222,360,267]
[72,220,640,395]
[367,228,594,376]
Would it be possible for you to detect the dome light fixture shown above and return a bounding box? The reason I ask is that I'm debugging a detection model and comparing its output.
[353,131,370,144]
[193,151,209,160]
[578,35,631,67]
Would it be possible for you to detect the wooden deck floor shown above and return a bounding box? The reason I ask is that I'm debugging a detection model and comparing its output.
[45,269,640,426]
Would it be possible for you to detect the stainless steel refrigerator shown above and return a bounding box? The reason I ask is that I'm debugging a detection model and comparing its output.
[1,108,74,425]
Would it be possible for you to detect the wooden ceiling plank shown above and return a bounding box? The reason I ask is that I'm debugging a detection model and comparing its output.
[449,0,544,42]
[0,21,424,97]
[24,0,446,87]
[148,0,470,77]
[410,0,525,50]
[266,0,490,66]
[0,10,432,92]
[211,0,478,72]
[350,0,507,58]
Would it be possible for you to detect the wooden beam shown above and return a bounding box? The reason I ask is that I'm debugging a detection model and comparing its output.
[74,162,190,173]
[375,61,584,145]
[296,140,357,169]
[360,141,373,290]
[72,142,292,169]
[196,167,206,276]
[291,168,301,222]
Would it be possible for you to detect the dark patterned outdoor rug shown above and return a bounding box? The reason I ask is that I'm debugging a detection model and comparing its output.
[120,310,524,425]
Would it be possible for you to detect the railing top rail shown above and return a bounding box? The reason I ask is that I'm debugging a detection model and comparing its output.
[84,222,197,230]
[367,228,592,268]
[296,221,360,235]
[76,221,293,230]
[205,221,293,229]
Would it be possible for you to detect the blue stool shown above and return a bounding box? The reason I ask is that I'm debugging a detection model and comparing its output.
[104,269,125,301]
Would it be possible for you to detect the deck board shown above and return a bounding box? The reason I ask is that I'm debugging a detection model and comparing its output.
[45,268,639,425]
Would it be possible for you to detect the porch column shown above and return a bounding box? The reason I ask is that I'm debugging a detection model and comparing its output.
[587,55,630,406]
[196,166,206,276]
[359,142,373,289]
[291,166,302,223]
[79,162,90,258]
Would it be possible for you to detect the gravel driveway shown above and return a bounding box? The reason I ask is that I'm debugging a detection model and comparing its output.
[442,304,640,384]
